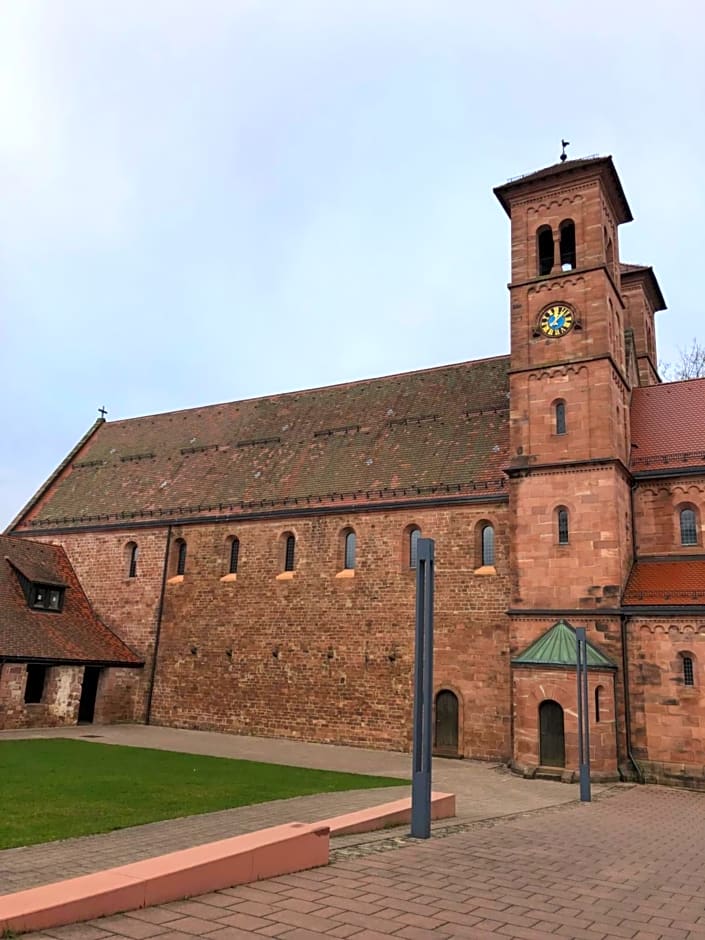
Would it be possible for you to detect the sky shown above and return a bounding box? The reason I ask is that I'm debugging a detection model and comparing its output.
[1,0,704,528]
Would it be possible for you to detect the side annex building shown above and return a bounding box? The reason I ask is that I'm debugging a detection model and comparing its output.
[4,155,705,789]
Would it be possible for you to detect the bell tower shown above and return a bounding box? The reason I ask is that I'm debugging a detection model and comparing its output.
[494,156,635,612]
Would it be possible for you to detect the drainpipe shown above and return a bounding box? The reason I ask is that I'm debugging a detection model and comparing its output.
[146,525,172,725]
[620,613,644,783]
[622,480,644,782]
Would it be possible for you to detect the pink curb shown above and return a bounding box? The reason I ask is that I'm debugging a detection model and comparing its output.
[0,792,456,935]
[0,822,329,935]
[321,790,456,835]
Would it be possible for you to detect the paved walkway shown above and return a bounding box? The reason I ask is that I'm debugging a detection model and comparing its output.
[0,723,611,896]
[22,785,705,940]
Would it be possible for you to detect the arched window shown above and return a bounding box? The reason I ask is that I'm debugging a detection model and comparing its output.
[228,537,240,574]
[559,219,576,271]
[606,234,614,269]
[125,542,138,578]
[595,685,604,723]
[682,654,695,687]
[481,524,495,566]
[409,527,421,569]
[680,508,698,546]
[174,538,187,575]
[284,534,296,572]
[344,530,356,570]
[555,400,566,435]
[557,507,569,545]
[537,225,554,275]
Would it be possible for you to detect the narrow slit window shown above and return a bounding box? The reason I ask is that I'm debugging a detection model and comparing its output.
[284,534,296,572]
[175,539,187,575]
[537,226,554,275]
[409,527,421,569]
[344,531,356,570]
[557,508,569,545]
[229,537,240,574]
[127,543,138,578]
[481,525,495,566]
[680,509,698,546]
[683,656,694,687]
[595,686,603,723]
[559,220,576,271]
[555,401,566,435]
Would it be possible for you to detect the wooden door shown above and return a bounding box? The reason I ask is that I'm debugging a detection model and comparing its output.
[539,700,565,767]
[434,690,459,755]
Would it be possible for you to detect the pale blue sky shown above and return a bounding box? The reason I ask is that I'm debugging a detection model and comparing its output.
[2,0,703,527]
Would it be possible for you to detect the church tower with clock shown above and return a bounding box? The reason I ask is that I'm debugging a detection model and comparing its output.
[494,156,650,777]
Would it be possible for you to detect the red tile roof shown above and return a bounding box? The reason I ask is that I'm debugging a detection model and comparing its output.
[15,356,510,531]
[0,536,142,665]
[630,377,705,473]
[624,558,705,606]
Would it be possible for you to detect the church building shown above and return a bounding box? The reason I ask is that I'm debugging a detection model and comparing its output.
[5,155,705,788]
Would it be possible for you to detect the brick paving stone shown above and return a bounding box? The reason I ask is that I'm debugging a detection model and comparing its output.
[11,736,705,940]
[79,918,165,939]
[155,914,228,933]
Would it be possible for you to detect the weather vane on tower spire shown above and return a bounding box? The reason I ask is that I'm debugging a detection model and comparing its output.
[560,139,570,162]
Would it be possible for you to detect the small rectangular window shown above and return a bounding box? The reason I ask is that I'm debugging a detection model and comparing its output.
[25,665,47,704]
[31,584,64,611]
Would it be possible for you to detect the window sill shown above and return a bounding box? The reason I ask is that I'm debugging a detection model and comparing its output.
[474,565,496,576]
[335,569,355,579]
[167,575,184,585]
[276,571,295,581]
[220,573,238,583]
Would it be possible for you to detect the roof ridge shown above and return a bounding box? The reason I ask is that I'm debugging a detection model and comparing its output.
[101,355,511,426]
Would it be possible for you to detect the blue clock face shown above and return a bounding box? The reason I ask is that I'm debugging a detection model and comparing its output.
[539,304,575,338]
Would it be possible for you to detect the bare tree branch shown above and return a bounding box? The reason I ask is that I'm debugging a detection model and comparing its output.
[660,338,705,381]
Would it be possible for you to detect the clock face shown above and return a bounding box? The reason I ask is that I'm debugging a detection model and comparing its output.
[539,304,575,338]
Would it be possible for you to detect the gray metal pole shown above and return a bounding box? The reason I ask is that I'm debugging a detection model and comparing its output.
[411,537,435,838]
[575,627,592,802]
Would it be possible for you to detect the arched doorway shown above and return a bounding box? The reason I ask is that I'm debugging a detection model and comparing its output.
[434,690,459,756]
[539,700,565,767]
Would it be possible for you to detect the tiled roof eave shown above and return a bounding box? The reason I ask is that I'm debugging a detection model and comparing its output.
[19,486,510,534]
[0,653,144,667]
[511,660,617,671]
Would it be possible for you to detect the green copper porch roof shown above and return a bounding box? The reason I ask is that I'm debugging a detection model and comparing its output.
[512,620,616,669]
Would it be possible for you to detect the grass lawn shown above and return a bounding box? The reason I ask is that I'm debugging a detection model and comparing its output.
[0,739,407,850]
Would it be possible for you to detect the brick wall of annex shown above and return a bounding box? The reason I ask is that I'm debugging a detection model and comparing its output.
[57,502,511,758]
[33,530,169,722]
[628,619,705,789]
[510,616,626,776]
[0,663,82,729]
[512,665,618,778]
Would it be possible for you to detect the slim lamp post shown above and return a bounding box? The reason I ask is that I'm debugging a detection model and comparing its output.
[411,537,435,838]
[575,626,592,802]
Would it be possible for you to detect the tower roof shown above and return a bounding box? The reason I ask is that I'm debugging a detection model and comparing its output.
[512,620,616,669]
[494,156,633,224]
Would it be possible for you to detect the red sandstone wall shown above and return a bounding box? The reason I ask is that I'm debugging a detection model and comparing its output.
[628,619,705,788]
[38,502,512,759]
[633,478,705,556]
[509,464,632,610]
[512,665,618,777]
